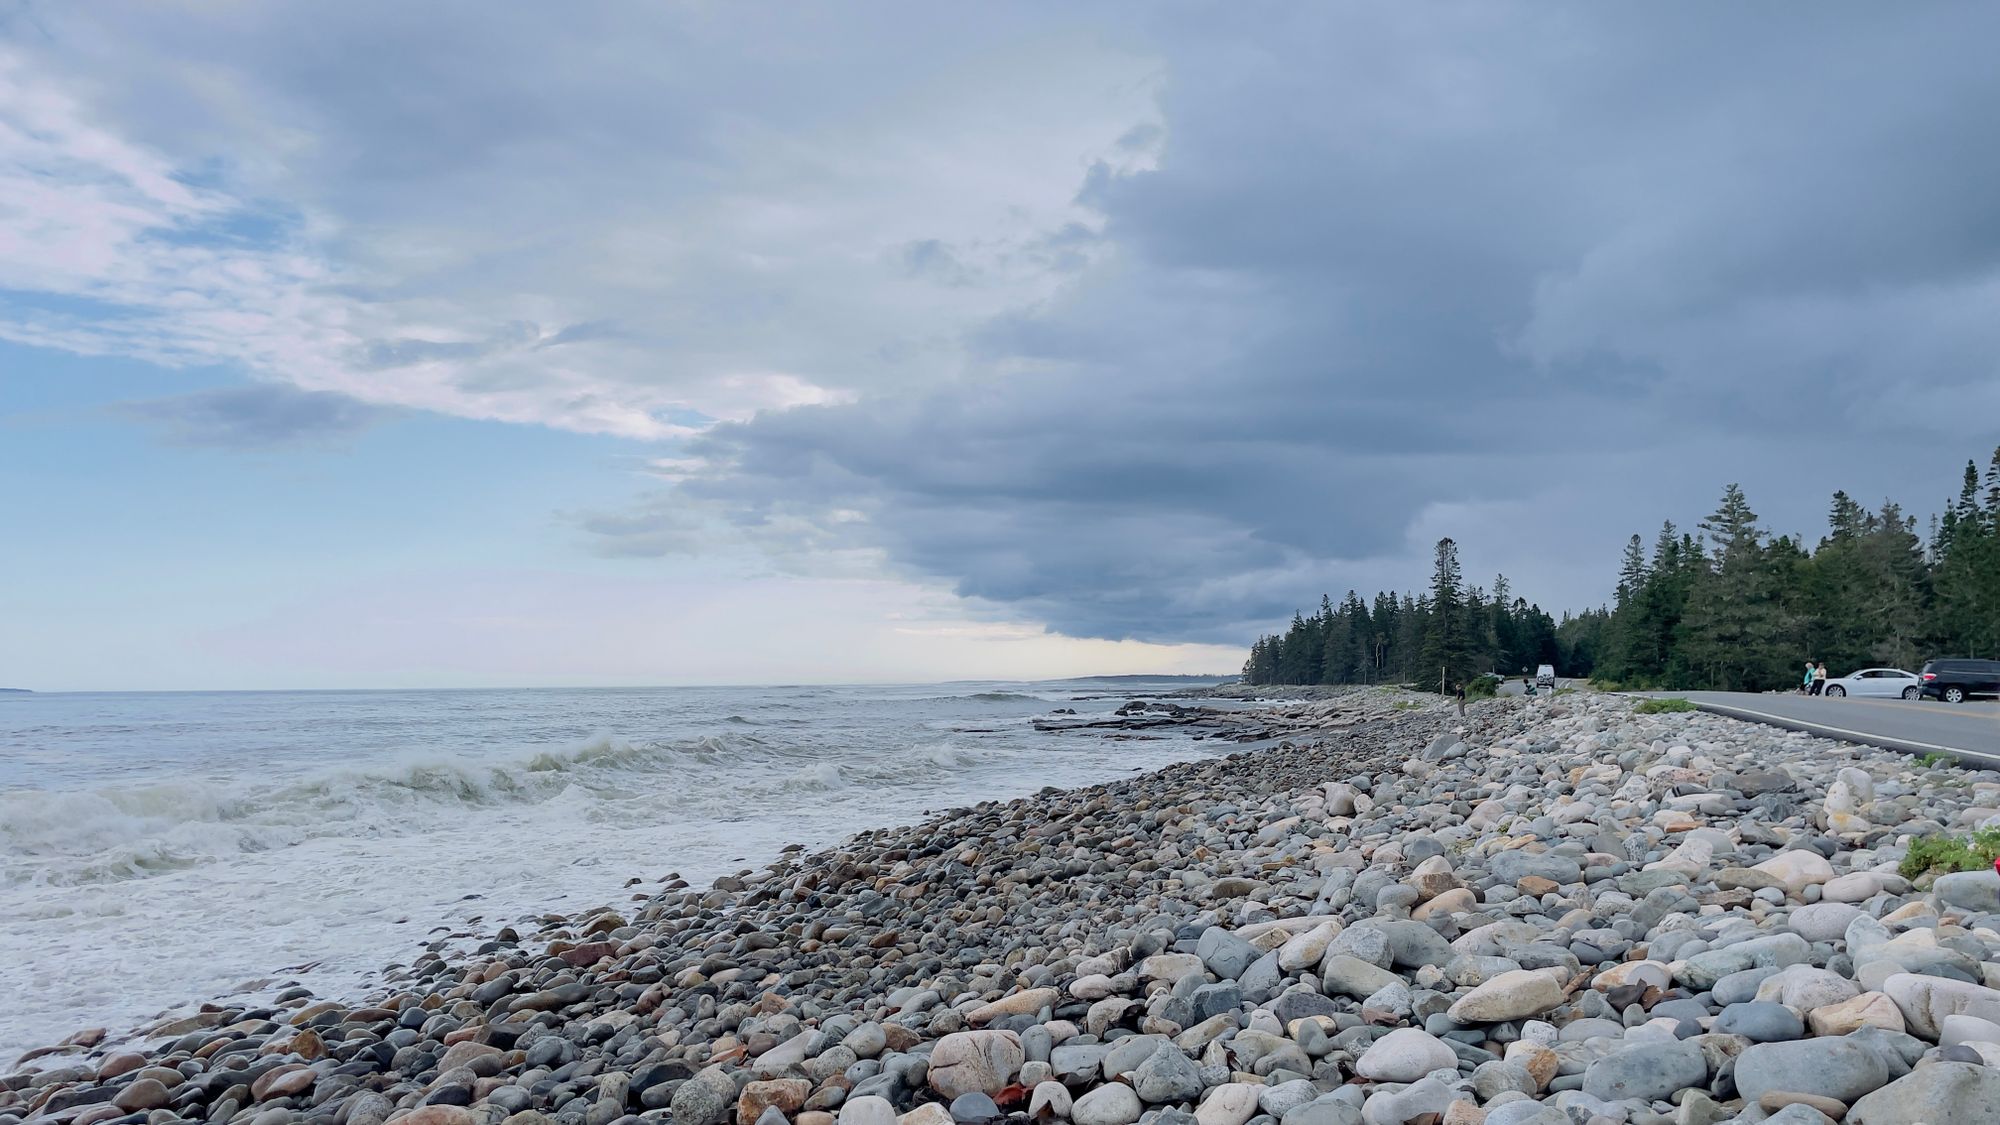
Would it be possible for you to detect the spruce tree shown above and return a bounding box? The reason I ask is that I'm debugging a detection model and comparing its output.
[1420,538,1471,690]
[1678,485,1786,690]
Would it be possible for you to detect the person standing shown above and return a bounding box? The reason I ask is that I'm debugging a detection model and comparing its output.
[1802,661,1816,695]
[1811,662,1829,696]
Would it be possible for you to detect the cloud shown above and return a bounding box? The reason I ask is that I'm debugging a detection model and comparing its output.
[116,383,391,448]
[619,5,2000,640]
[13,4,2000,649]
[3,7,1160,440]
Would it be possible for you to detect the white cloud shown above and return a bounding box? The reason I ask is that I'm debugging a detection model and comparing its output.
[2,16,1164,441]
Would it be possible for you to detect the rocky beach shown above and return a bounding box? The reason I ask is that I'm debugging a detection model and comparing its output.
[11,689,2000,1125]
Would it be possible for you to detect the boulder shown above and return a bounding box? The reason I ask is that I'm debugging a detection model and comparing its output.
[673,1068,740,1125]
[1752,851,1836,895]
[1807,992,1906,1036]
[1446,968,1566,1023]
[1934,870,2000,915]
[1581,1040,1707,1103]
[1194,1085,1262,1125]
[928,1031,1024,1099]
[968,989,1058,1025]
[1354,1028,1456,1083]
[1882,973,2000,1040]
[1847,1061,2000,1124]
[1071,1084,1143,1125]
[1735,1038,1891,1104]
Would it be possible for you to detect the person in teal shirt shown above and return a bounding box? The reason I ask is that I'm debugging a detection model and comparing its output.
[1802,661,1815,694]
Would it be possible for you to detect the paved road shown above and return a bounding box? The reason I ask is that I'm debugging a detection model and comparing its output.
[1676,691,2000,768]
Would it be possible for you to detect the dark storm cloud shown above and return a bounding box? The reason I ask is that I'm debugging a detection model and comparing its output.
[118,385,391,449]
[664,5,2000,642]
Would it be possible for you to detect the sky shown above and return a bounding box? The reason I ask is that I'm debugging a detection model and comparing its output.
[4,3,1998,690]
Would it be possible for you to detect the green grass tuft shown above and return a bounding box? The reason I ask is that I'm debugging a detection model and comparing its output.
[1899,828,2000,880]
[1634,697,1697,715]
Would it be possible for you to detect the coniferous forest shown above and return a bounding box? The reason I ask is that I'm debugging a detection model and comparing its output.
[1242,447,2000,693]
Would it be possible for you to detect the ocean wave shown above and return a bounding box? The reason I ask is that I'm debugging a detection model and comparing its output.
[0,731,768,887]
[782,762,847,790]
[918,743,984,769]
[1,711,1083,891]
[963,691,1044,702]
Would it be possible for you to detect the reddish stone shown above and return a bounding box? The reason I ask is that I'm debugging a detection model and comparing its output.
[559,941,619,967]
[97,1053,147,1079]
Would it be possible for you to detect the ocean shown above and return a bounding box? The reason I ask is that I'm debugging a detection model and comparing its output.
[0,680,1229,1062]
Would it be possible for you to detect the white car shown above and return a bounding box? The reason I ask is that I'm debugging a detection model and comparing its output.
[1823,667,1920,699]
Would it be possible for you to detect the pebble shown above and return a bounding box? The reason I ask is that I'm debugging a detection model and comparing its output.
[1354,1027,1456,1082]
[14,691,2000,1125]
[1713,1001,1804,1042]
[1071,1084,1143,1125]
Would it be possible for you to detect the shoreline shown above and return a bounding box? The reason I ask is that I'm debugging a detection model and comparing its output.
[3,688,1436,1069]
[0,684,1256,1067]
[10,689,2000,1125]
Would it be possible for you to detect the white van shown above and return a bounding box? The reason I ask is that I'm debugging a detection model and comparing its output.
[1535,664,1557,690]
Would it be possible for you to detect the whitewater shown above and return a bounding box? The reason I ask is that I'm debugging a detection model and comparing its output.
[0,680,1229,1062]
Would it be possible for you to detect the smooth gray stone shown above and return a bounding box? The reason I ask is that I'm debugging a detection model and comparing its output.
[1580,1040,1707,1103]
[1712,1002,1804,1042]
[1734,1037,1891,1104]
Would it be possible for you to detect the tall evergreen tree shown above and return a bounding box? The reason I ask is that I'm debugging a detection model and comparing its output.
[1240,446,2000,689]
[1419,538,1471,689]
[1677,485,1787,690]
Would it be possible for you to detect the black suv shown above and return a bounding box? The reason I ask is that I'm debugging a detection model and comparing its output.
[1917,658,2000,703]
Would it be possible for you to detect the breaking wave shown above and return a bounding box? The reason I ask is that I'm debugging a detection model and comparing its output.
[0,730,848,887]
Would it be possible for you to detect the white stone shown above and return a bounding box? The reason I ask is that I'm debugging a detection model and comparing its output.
[1592,961,1670,992]
[1028,1083,1071,1121]
[927,1031,1023,1099]
[1836,766,1875,802]
[1447,969,1567,1023]
[1821,871,1883,903]
[840,1097,897,1125]
[1193,1084,1261,1125]
[1071,1084,1143,1125]
[1883,973,2000,1040]
[1069,975,1116,1001]
[1752,851,1835,895]
[1277,921,1343,972]
[899,1107,953,1125]
[1139,953,1206,983]
[1354,1027,1457,1082]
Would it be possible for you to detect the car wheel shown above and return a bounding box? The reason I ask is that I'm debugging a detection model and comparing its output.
[1826,685,1845,697]
[1903,686,1919,700]
[1945,686,1967,704]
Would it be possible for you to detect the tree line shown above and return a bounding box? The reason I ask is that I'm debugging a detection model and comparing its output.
[1244,446,2000,692]
[1241,538,1582,689]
